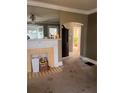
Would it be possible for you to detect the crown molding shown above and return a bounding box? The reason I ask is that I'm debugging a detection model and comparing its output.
[27,0,97,15]
[88,8,97,14]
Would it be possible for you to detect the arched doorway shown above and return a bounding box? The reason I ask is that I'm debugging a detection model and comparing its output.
[63,22,83,57]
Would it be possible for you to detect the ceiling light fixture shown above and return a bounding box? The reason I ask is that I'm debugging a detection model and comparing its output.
[29,13,36,22]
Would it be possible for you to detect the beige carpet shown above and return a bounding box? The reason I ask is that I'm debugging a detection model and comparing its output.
[27,56,97,93]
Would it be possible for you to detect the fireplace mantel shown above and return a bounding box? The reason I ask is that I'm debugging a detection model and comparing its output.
[27,39,62,72]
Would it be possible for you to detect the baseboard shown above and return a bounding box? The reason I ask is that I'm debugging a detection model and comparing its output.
[80,56,97,65]
[62,56,70,60]
[54,61,63,67]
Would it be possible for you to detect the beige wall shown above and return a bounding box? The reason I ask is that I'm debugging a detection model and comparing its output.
[86,13,97,60]
[59,11,88,56]
[59,11,87,25]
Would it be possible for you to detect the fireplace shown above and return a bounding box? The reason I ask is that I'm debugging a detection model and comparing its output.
[27,48,54,72]
[31,54,50,72]
[27,39,63,72]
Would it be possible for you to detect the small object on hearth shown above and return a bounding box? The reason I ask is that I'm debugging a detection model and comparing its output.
[32,56,39,72]
[39,57,45,64]
[39,57,49,72]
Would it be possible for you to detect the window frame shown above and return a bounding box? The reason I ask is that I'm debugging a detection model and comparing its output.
[27,25,44,39]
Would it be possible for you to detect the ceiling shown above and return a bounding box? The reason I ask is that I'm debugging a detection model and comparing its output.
[27,6,59,24]
[27,0,97,23]
[34,0,97,10]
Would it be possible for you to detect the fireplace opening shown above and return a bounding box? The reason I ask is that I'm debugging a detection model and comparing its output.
[32,54,49,72]
[39,56,50,72]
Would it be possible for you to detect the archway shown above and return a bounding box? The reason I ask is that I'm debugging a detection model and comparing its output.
[63,22,84,57]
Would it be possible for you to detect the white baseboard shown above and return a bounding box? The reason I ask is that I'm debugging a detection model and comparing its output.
[80,56,97,65]
[62,56,70,60]
[54,61,63,67]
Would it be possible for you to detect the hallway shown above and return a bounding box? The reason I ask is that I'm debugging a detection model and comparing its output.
[27,57,97,93]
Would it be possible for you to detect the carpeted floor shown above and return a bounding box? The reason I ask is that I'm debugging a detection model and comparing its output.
[27,56,97,93]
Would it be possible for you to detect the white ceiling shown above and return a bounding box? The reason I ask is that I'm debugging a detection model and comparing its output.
[34,0,97,10]
[27,6,59,23]
[27,0,97,23]
[28,0,97,15]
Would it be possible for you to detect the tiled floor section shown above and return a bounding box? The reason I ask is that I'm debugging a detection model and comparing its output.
[27,57,97,93]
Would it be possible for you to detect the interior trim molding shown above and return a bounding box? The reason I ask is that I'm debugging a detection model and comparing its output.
[80,56,97,65]
[62,56,70,60]
[27,0,97,15]
[54,61,63,67]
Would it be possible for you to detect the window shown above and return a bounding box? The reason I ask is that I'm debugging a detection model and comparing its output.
[48,26,58,37]
[27,25,44,39]
[37,28,44,39]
